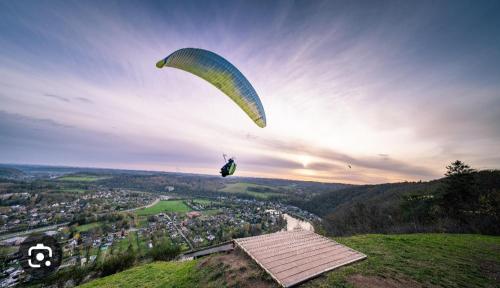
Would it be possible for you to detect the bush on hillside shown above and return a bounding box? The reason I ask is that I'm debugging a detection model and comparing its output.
[100,251,136,276]
[149,238,180,261]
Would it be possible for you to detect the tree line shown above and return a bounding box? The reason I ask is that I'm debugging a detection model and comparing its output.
[295,161,499,236]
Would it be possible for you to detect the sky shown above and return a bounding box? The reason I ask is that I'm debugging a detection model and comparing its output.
[0,0,499,184]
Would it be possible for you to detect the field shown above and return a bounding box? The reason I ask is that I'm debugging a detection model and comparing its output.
[75,222,101,232]
[136,200,191,216]
[77,233,500,288]
[219,182,281,199]
[57,175,109,182]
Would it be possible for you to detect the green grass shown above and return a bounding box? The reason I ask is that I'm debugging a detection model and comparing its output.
[220,182,270,193]
[75,222,101,232]
[79,261,200,288]
[115,231,148,254]
[219,182,281,199]
[0,246,18,256]
[136,200,190,216]
[57,175,109,182]
[305,233,500,288]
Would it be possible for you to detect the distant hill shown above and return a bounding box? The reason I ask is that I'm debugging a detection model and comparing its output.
[0,167,25,179]
[295,180,442,217]
[77,233,500,288]
[0,163,349,200]
[295,169,500,236]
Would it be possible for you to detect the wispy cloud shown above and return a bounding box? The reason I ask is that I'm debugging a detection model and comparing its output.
[43,93,70,103]
[0,1,499,184]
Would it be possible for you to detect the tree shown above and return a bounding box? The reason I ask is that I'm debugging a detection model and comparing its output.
[149,238,180,261]
[445,160,475,177]
[439,160,477,221]
[100,252,136,276]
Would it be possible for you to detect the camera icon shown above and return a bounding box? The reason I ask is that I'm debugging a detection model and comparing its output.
[28,243,53,268]
[20,234,62,279]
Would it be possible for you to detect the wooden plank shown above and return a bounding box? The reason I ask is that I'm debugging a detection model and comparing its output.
[235,230,367,287]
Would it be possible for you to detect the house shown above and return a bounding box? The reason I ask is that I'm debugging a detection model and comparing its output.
[186,211,201,219]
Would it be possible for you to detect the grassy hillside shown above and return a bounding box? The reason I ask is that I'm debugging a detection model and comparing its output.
[78,233,499,288]
[78,251,276,288]
[219,182,282,199]
[307,233,499,287]
[78,261,199,288]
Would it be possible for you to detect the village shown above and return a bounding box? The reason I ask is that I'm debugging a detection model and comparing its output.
[0,188,319,287]
[0,188,156,235]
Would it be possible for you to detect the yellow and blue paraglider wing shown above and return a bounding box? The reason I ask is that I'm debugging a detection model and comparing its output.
[156,48,266,128]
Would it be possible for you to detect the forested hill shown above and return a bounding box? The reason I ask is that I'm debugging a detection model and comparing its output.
[295,180,442,217]
[295,162,500,236]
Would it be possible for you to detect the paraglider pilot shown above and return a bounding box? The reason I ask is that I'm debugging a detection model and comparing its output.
[220,155,236,177]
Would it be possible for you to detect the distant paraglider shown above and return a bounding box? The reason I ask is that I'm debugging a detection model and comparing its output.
[156,48,266,128]
[220,154,236,177]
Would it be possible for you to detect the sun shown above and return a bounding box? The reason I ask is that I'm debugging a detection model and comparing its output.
[297,155,312,168]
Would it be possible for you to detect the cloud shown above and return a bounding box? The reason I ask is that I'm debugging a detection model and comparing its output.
[75,97,92,103]
[43,93,70,102]
[0,110,217,170]
[244,156,303,170]
[251,137,439,180]
[0,1,498,183]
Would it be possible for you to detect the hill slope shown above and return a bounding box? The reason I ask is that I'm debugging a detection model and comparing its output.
[78,233,499,288]
[296,170,500,236]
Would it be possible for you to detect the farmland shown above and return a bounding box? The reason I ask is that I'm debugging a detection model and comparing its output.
[135,200,191,216]
[75,222,101,232]
[57,175,110,182]
[219,182,282,199]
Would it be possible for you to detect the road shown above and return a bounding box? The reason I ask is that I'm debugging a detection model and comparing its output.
[165,214,193,250]
[0,222,70,241]
[180,243,234,259]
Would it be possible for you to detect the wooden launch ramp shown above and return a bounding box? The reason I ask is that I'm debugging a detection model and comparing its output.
[234,229,366,287]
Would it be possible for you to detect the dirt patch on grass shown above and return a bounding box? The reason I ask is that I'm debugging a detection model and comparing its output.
[480,260,500,284]
[347,274,426,288]
[197,249,277,288]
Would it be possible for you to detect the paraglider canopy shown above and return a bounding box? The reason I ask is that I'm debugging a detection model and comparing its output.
[156,48,266,128]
